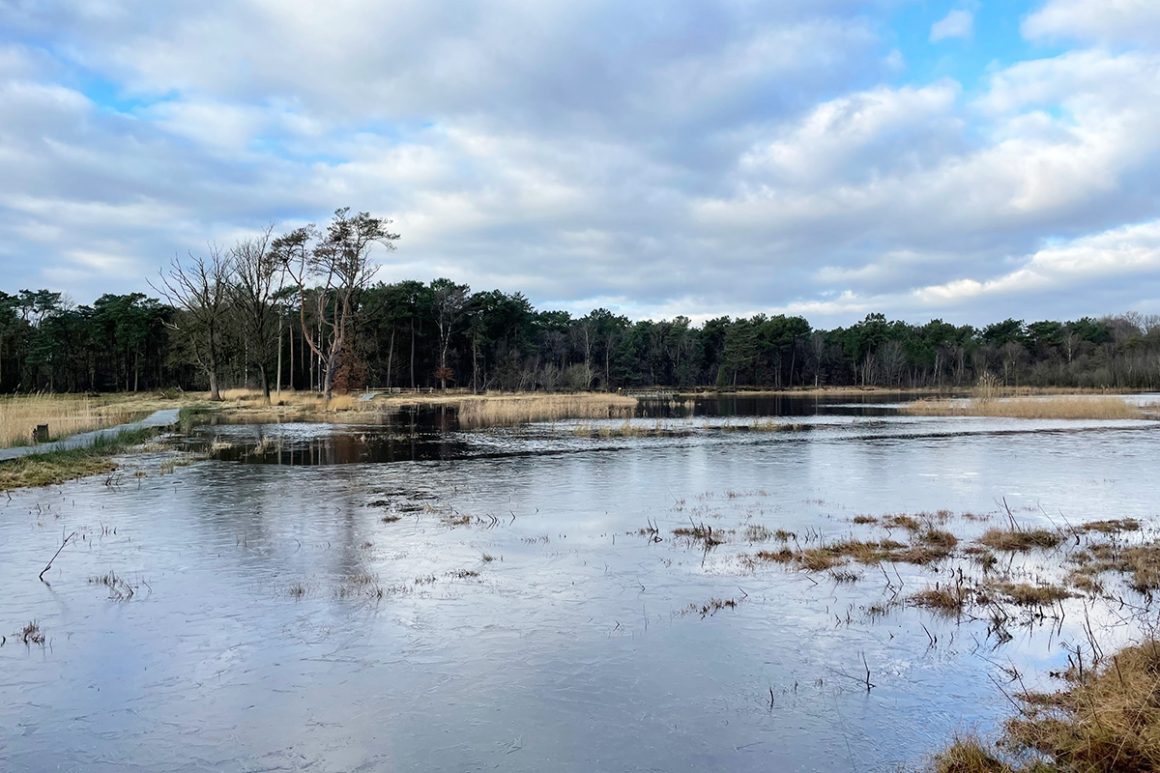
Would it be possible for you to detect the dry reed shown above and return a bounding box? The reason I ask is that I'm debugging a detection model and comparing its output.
[905,395,1143,420]
[0,394,150,448]
[453,393,637,429]
[934,638,1160,772]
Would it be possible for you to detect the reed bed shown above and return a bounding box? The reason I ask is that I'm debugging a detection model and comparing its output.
[933,637,1160,772]
[203,389,637,429]
[453,393,637,429]
[0,394,151,449]
[905,395,1144,420]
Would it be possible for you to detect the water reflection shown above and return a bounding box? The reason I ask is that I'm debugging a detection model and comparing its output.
[1,397,1159,771]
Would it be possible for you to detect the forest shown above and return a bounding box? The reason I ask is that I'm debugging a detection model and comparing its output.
[3,209,1160,397]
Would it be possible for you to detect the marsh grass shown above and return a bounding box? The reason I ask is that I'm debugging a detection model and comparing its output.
[984,581,1070,607]
[20,621,45,646]
[1079,518,1142,535]
[0,427,158,490]
[905,395,1143,420]
[909,584,973,615]
[0,393,154,448]
[454,393,637,428]
[88,570,138,601]
[1068,540,1160,593]
[720,419,809,433]
[934,639,1160,772]
[571,419,667,438]
[752,525,958,572]
[673,521,726,547]
[931,737,1014,772]
[979,528,1064,552]
[743,524,774,542]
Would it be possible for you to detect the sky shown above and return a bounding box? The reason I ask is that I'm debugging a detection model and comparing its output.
[1,0,1159,327]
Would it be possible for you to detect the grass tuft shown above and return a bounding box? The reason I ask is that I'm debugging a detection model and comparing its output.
[979,528,1063,552]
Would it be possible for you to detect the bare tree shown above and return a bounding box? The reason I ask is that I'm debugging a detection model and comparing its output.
[151,248,230,400]
[431,277,467,390]
[274,208,399,400]
[229,226,281,402]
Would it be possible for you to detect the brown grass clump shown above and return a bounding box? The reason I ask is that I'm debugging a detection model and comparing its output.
[909,584,973,615]
[984,581,1070,607]
[852,515,878,525]
[1079,518,1142,535]
[979,528,1063,552]
[1006,640,1160,771]
[752,535,950,572]
[882,514,924,531]
[931,736,1014,772]
[905,395,1142,420]
[1067,541,1160,594]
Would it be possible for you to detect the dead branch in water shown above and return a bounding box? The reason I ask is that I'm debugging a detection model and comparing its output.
[39,530,78,583]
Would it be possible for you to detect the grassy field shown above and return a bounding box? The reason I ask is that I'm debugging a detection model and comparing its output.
[0,393,181,449]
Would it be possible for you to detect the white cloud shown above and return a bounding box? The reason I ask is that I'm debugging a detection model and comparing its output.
[930,9,974,43]
[0,0,1158,325]
[913,219,1160,304]
[1023,0,1160,46]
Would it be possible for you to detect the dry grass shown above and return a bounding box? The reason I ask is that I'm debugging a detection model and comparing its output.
[752,534,950,572]
[931,737,1015,772]
[936,638,1160,772]
[910,584,973,615]
[984,581,1071,607]
[1079,518,1142,535]
[979,528,1063,552]
[0,393,156,448]
[572,419,669,438]
[1069,541,1160,594]
[905,395,1143,420]
[882,514,924,531]
[452,393,637,428]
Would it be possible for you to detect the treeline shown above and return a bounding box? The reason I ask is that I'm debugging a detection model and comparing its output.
[2,210,1160,396]
[4,288,1160,395]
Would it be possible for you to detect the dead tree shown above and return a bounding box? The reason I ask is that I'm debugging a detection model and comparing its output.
[151,248,230,400]
[229,226,281,402]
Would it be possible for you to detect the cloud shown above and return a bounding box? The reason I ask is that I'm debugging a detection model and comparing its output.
[930,9,974,43]
[0,1,1157,326]
[1023,0,1160,47]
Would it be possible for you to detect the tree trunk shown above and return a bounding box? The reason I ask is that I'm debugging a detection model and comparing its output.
[386,328,395,389]
[276,317,283,395]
